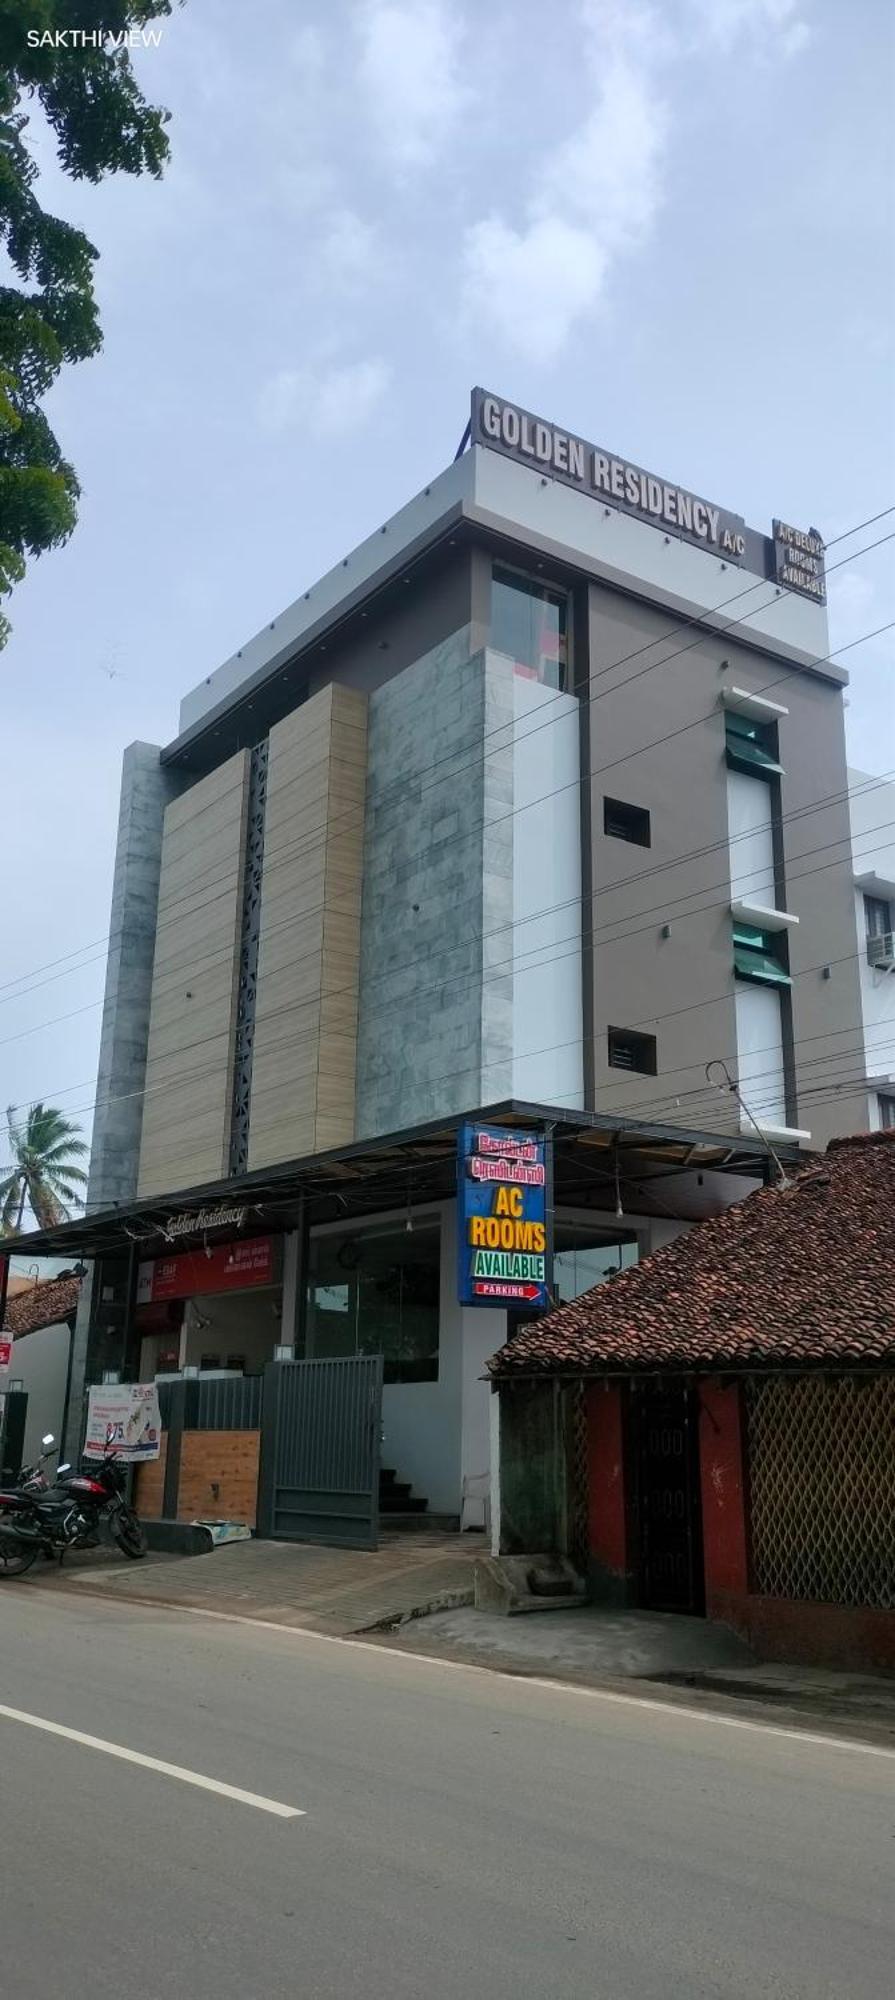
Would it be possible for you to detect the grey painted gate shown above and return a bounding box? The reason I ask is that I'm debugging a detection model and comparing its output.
[258,1356,383,1550]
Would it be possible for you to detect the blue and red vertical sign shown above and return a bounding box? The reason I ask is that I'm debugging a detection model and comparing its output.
[457,1124,550,1307]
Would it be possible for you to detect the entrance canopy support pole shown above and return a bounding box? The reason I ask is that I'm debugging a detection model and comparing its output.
[282,1194,308,1357]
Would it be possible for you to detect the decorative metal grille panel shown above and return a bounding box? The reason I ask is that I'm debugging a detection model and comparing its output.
[745,1376,895,1610]
[229,739,268,1175]
[565,1379,589,1572]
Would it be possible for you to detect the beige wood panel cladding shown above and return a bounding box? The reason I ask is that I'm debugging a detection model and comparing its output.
[248,684,368,1167]
[137,751,250,1196]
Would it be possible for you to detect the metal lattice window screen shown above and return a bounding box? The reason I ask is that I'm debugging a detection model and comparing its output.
[745,1376,895,1611]
[565,1380,589,1572]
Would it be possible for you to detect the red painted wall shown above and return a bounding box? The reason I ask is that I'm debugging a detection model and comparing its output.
[698,1378,895,1670]
[586,1383,627,1579]
[710,1592,895,1671]
[698,1381,749,1598]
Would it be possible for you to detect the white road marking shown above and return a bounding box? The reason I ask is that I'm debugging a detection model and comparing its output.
[125,1603,895,1763]
[0,1702,304,1817]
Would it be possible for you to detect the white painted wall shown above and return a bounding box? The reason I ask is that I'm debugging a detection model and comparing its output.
[849,768,895,1123]
[735,980,787,1127]
[510,676,583,1107]
[727,769,776,904]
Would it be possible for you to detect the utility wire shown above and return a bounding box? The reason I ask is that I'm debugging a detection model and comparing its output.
[0,522,890,1013]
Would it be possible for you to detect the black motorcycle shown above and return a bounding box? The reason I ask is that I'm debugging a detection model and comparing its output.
[0,1432,147,1576]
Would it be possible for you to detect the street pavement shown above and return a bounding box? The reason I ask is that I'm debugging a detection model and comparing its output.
[33,1529,481,1632]
[0,1588,892,2000]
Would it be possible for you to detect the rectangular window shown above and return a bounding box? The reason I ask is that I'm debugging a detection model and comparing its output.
[553,1225,639,1306]
[733,921,792,988]
[725,710,783,777]
[878,1095,895,1130]
[603,796,651,847]
[305,1220,440,1384]
[608,1026,657,1075]
[491,564,569,690]
[864,894,891,939]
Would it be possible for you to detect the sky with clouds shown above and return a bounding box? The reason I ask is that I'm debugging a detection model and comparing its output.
[2,0,893,1178]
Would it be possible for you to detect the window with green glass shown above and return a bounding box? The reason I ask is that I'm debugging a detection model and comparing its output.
[725,710,783,777]
[733,920,791,987]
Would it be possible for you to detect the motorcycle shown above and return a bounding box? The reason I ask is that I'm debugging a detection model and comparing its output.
[0,1431,147,1577]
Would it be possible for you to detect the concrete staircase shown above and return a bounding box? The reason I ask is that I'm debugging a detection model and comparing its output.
[379,1465,459,1533]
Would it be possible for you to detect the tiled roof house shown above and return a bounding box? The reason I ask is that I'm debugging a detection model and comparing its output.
[488,1134,895,1671]
[490,1131,895,1376]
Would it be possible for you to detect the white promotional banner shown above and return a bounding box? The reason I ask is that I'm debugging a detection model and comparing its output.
[84,1384,162,1461]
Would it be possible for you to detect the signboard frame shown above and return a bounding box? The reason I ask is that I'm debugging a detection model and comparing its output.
[83,1383,162,1461]
[457,1122,551,1309]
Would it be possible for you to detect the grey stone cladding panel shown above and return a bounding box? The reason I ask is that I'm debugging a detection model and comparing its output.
[355,637,515,1136]
[86,743,178,1211]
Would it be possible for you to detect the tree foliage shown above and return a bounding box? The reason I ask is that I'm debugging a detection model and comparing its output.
[0,2,176,644]
[0,1101,88,1233]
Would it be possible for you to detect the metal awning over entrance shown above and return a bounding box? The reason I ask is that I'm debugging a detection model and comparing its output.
[3,1099,797,1263]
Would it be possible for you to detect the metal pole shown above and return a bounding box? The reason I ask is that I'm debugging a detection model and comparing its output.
[543,1123,556,1307]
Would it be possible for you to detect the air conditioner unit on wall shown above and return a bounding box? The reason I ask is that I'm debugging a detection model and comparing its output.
[868,931,895,973]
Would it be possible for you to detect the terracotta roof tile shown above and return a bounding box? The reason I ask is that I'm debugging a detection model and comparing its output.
[489,1131,895,1376]
[3,1275,80,1339]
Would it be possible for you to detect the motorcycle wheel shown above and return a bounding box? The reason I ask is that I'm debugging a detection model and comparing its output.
[112,1506,147,1559]
[0,1532,38,1577]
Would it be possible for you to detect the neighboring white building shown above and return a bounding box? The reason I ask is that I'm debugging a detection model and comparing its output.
[849,767,895,1130]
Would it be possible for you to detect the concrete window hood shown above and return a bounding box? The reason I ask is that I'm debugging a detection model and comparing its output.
[730,898,799,932]
[720,685,790,721]
[739,1115,812,1145]
[855,868,895,899]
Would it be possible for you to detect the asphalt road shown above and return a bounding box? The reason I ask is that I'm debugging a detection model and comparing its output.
[0,1590,892,2000]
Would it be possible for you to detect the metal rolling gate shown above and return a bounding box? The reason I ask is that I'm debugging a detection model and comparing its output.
[258,1355,383,1550]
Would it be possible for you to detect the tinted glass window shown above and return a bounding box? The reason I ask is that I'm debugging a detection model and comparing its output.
[305,1220,440,1384]
[491,566,568,689]
[553,1227,639,1305]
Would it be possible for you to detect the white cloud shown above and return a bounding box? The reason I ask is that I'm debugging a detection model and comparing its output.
[317,207,381,291]
[355,0,465,169]
[463,216,608,367]
[460,0,813,363]
[461,7,668,363]
[827,567,875,644]
[258,356,391,437]
[686,0,811,58]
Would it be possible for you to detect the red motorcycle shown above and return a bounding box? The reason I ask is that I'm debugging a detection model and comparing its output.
[0,1432,147,1577]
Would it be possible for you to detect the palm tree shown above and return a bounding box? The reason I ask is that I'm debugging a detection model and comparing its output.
[0,1103,88,1235]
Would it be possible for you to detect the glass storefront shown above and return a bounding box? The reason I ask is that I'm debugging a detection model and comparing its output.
[305,1219,440,1383]
[552,1224,639,1306]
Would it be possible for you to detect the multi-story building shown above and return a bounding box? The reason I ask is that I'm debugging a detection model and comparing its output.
[849,766,895,1131]
[8,389,867,1530]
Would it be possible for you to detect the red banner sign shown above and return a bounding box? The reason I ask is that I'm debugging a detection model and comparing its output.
[137,1236,275,1305]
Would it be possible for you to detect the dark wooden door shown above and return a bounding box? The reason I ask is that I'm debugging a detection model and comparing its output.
[637,1386,704,1614]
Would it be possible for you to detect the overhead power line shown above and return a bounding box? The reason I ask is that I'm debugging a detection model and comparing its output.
[2,505,888,1012]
